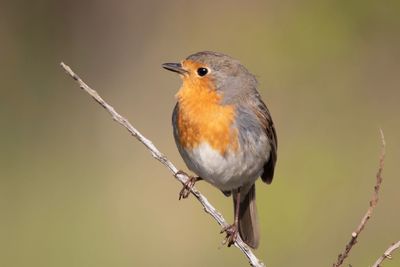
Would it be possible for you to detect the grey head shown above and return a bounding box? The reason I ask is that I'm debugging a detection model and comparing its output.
[185,51,259,104]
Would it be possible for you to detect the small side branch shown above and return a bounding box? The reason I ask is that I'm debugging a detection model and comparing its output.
[60,62,265,267]
[333,130,386,267]
[372,240,400,267]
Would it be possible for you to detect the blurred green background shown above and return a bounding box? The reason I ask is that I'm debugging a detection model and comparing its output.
[1,1,399,266]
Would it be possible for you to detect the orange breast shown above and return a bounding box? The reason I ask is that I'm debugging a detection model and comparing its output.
[176,65,238,154]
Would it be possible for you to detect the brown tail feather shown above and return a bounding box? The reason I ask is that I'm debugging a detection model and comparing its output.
[233,184,259,249]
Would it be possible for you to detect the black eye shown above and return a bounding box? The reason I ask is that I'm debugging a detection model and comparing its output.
[197,67,208,76]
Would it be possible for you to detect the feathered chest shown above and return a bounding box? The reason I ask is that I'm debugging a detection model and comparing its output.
[176,82,238,154]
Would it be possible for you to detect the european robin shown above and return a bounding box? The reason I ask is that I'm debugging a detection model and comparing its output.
[162,51,277,249]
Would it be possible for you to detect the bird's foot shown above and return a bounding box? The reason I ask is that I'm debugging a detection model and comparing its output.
[177,171,199,200]
[220,223,238,247]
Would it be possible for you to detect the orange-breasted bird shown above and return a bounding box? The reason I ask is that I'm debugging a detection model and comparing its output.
[162,51,277,249]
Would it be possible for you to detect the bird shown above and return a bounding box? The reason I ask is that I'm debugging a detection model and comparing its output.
[162,51,277,249]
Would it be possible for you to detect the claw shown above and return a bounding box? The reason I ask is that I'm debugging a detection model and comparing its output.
[220,224,238,247]
[178,174,198,200]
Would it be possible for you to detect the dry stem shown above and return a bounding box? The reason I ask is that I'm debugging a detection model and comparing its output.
[333,129,386,267]
[372,240,400,267]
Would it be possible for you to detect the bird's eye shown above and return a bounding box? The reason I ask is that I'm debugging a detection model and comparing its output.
[197,67,208,77]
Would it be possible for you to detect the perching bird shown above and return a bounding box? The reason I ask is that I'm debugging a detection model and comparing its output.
[162,51,277,249]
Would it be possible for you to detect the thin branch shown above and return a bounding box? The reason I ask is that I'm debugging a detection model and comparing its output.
[372,240,400,267]
[333,129,386,267]
[60,62,265,267]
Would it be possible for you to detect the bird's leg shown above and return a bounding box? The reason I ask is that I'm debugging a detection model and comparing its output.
[176,170,202,200]
[221,188,241,247]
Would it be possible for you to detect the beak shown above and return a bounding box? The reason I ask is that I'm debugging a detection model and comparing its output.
[162,63,188,75]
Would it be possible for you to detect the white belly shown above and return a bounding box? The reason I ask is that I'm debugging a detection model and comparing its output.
[183,142,268,191]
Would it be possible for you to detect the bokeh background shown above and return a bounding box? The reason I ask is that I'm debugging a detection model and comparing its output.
[1,1,399,266]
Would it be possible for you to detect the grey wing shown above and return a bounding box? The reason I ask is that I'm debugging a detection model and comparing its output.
[252,97,277,184]
[261,120,277,184]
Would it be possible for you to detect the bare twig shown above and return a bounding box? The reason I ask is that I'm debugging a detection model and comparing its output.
[333,129,386,267]
[372,240,400,267]
[60,62,265,267]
